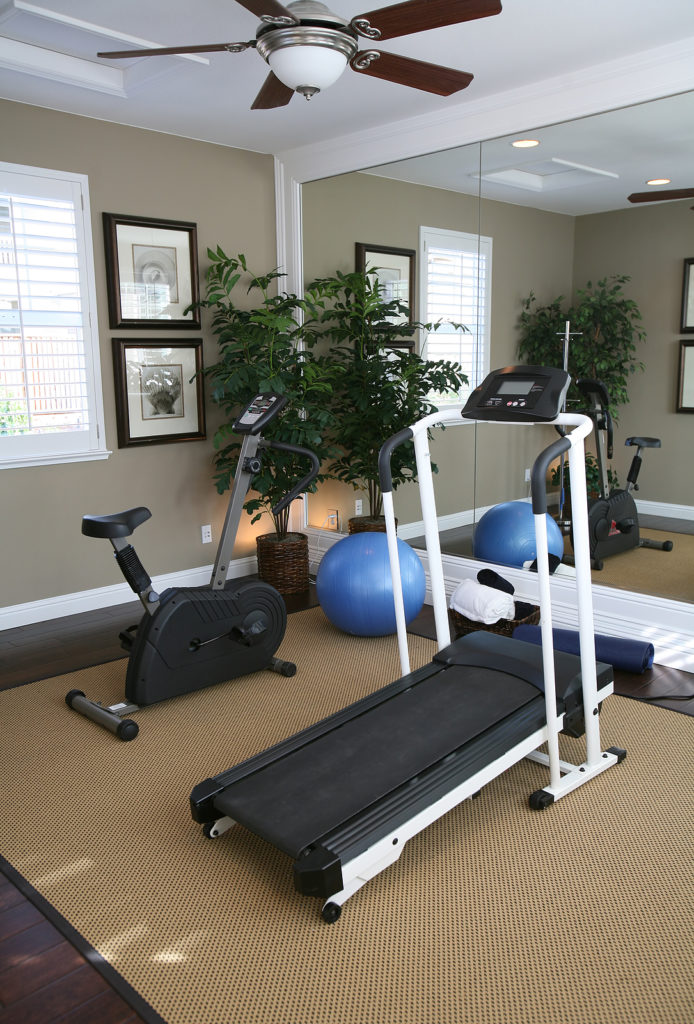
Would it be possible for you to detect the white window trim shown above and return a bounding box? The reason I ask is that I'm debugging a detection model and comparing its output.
[0,160,109,470]
[418,225,492,405]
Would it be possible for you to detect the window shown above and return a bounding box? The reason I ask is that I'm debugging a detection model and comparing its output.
[419,225,492,405]
[0,162,107,469]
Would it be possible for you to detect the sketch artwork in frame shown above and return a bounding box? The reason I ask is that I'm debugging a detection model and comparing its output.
[104,213,200,329]
[680,258,694,333]
[355,243,416,325]
[676,340,694,413]
[112,339,206,447]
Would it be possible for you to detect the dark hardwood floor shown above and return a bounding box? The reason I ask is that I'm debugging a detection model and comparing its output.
[1,593,692,1024]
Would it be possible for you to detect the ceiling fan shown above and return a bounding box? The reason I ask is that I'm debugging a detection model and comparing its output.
[97,0,502,109]
[627,187,694,204]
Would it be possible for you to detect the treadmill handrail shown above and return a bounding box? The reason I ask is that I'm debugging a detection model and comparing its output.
[379,404,599,794]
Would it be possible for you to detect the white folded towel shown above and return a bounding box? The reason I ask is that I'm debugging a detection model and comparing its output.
[449,579,515,624]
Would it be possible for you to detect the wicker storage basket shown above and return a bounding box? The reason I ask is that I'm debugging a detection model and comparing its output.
[449,601,540,639]
[256,532,309,595]
[348,516,396,535]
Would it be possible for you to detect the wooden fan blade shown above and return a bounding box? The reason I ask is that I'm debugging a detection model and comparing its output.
[628,187,694,204]
[352,0,502,41]
[98,42,252,58]
[351,51,473,95]
[251,71,294,109]
[234,0,298,23]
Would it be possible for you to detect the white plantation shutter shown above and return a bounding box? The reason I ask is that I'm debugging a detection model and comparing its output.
[419,226,492,405]
[0,162,107,468]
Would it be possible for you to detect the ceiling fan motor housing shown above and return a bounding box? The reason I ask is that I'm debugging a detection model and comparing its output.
[256,1,361,98]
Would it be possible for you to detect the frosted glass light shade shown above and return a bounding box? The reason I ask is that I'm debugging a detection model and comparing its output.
[267,45,349,91]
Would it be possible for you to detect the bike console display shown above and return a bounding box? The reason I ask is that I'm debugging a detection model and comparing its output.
[462,365,571,423]
[233,393,288,435]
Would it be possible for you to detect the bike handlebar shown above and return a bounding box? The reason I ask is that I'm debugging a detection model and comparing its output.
[266,440,321,515]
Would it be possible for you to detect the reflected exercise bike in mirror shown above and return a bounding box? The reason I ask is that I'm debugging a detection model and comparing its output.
[561,378,673,571]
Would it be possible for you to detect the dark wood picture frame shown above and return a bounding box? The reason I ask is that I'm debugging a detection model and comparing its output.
[355,242,416,323]
[676,339,694,413]
[112,338,206,447]
[680,258,694,333]
[103,213,200,329]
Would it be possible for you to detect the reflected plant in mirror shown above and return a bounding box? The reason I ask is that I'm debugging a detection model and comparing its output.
[518,275,646,415]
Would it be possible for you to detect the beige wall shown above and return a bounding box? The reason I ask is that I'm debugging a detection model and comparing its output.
[1,100,276,608]
[573,200,693,505]
[302,169,575,529]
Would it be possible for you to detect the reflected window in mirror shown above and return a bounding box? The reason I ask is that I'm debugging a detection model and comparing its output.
[419,226,492,405]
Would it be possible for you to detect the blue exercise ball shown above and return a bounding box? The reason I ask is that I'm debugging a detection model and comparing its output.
[472,500,564,568]
[317,532,425,637]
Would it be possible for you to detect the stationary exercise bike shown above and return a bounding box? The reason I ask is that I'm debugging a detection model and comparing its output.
[66,393,319,740]
[570,378,673,570]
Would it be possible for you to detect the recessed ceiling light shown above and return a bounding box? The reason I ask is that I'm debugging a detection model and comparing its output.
[511,139,540,149]
[646,178,671,186]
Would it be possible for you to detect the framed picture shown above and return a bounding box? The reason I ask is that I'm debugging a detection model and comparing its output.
[355,243,416,324]
[103,213,200,329]
[681,258,694,333]
[676,340,694,413]
[112,339,206,447]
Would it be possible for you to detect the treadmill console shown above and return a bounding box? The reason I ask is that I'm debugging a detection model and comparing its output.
[462,365,570,423]
[233,393,288,435]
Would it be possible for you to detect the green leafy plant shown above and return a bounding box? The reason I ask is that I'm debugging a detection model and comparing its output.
[190,249,337,539]
[0,391,29,435]
[550,453,619,499]
[305,268,468,518]
[518,275,646,415]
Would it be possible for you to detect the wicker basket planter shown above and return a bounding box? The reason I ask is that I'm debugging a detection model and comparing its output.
[348,516,397,535]
[256,532,309,595]
[449,602,540,640]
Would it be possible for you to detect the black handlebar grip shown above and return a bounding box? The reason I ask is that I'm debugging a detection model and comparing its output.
[532,436,571,515]
[604,407,614,460]
[267,441,321,515]
[115,544,152,594]
[378,428,414,494]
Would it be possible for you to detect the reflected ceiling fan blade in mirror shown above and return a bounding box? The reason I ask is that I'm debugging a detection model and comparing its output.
[351,51,473,95]
[352,0,502,41]
[251,71,295,108]
[628,188,694,204]
[98,42,254,58]
[234,0,298,22]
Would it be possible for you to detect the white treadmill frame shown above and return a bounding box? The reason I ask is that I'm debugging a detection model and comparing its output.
[320,409,620,916]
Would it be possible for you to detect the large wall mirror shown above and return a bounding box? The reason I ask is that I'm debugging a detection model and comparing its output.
[302,91,694,607]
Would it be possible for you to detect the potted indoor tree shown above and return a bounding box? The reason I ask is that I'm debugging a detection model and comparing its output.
[192,248,337,593]
[306,268,468,531]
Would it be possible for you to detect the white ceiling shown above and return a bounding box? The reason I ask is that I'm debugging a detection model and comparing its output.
[1,0,693,213]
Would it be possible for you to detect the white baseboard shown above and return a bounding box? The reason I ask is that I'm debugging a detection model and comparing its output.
[304,526,694,673]
[0,555,258,631]
[4,529,692,674]
[635,499,694,521]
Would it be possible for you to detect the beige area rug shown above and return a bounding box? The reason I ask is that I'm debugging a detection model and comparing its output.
[2,608,693,1024]
[587,528,693,603]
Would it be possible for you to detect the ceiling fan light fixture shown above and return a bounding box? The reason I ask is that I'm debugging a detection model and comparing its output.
[256,25,357,98]
[646,177,671,186]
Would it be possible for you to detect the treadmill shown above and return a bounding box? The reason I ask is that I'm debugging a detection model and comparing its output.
[190,365,625,923]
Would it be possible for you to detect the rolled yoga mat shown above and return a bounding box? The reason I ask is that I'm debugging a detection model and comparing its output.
[512,624,655,673]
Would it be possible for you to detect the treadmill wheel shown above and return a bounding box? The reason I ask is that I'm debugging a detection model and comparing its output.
[321,902,342,924]
[529,789,555,811]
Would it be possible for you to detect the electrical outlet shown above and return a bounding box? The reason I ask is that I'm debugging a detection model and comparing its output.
[355,499,363,516]
[201,524,212,544]
[524,468,531,483]
[327,509,339,531]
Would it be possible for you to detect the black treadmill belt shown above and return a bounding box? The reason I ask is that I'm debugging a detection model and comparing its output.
[214,665,541,858]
